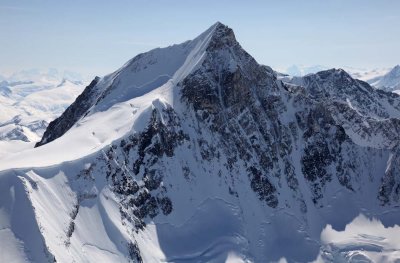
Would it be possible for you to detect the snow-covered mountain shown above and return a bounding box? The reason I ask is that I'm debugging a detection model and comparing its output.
[368,65,400,94]
[1,22,400,263]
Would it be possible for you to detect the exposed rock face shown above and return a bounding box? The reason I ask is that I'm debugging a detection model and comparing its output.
[379,146,400,204]
[290,68,400,119]
[103,103,187,229]
[4,23,400,262]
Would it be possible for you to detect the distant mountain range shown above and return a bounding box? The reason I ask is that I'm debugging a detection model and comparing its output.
[368,65,400,94]
[0,69,86,157]
[4,68,85,84]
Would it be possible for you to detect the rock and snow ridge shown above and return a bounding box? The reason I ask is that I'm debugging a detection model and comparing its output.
[1,22,400,262]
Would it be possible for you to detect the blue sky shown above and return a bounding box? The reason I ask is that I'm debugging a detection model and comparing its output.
[0,0,399,77]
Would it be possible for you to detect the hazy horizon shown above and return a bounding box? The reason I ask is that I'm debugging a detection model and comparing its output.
[1,0,399,77]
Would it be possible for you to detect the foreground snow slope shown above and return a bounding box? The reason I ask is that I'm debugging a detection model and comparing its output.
[1,22,400,263]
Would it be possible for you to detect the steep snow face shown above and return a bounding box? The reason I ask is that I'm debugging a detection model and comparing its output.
[1,23,400,263]
[369,65,400,93]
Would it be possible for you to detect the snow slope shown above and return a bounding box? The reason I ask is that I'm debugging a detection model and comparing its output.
[1,22,400,263]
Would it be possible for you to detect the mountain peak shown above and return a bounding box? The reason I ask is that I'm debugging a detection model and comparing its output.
[206,22,237,50]
[213,21,225,27]
[210,21,232,34]
[206,21,230,34]
[35,22,245,147]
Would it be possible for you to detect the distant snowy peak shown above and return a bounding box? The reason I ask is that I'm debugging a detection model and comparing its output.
[56,78,83,88]
[369,65,400,93]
